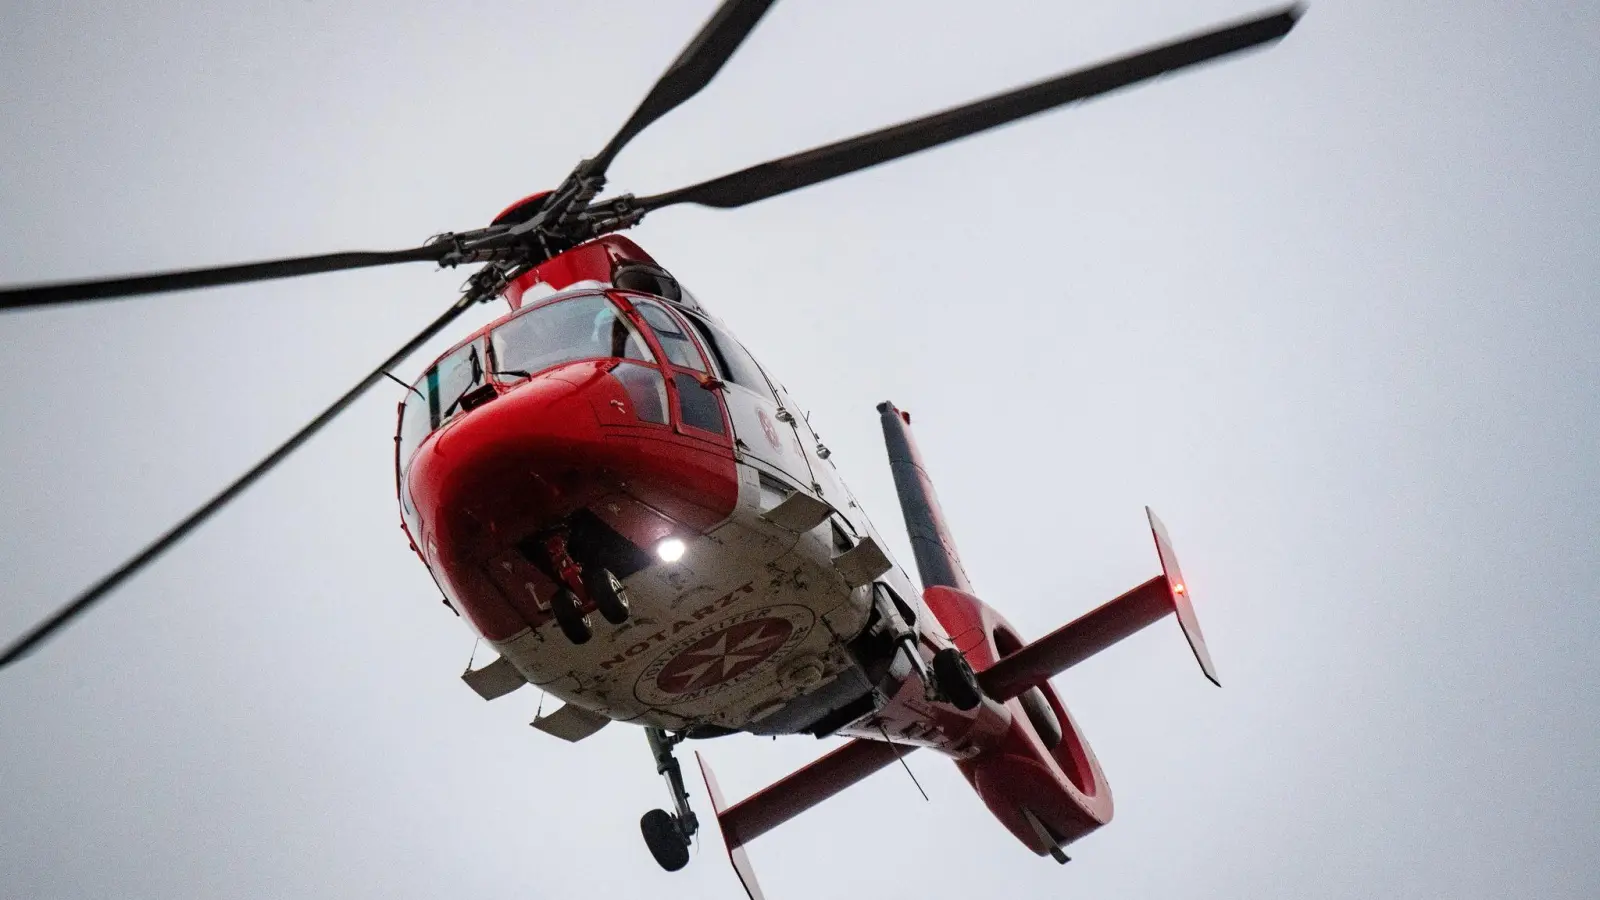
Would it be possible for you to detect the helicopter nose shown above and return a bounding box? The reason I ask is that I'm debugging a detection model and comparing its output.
[403,363,738,638]
[408,372,599,557]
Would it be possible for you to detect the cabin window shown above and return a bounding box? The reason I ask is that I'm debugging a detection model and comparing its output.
[632,299,728,438]
[490,292,652,378]
[683,314,773,399]
[634,301,707,372]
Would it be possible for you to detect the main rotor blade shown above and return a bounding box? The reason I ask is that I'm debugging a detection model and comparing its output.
[589,0,777,172]
[0,291,484,669]
[635,5,1300,211]
[0,245,447,311]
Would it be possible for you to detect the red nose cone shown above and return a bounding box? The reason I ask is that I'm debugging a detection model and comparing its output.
[409,373,595,561]
[406,363,738,639]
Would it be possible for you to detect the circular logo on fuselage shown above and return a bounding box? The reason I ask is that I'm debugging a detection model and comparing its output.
[757,409,783,452]
[635,605,814,707]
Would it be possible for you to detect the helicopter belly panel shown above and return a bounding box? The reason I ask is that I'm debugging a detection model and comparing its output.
[488,462,875,732]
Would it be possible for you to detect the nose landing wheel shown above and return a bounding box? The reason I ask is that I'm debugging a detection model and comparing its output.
[535,530,629,644]
[641,727,699,872]
[584,567,631,625]
[550,588,592,645]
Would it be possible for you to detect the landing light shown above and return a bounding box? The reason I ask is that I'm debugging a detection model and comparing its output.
[1173,583,1187,595]
[656,538,686,563]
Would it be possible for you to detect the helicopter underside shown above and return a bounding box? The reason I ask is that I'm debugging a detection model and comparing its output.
[483,462,880,734]
[393,290,939,738]
[396,347,900,735]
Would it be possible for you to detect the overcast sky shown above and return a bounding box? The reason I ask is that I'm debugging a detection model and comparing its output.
[2,2,1596,898]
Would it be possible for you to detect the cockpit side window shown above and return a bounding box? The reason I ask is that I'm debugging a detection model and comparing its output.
[398,390,431,477]
[634,301,707,372]
[631,299,729,437]
[398,338,482,474]
[491,292,652,378]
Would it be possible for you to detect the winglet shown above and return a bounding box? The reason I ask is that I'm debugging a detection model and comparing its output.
[1146,507,1220,686]
[697,753,767,900]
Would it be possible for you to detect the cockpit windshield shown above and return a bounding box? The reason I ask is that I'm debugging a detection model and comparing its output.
[396,292,654,474]
[491,291,652,377]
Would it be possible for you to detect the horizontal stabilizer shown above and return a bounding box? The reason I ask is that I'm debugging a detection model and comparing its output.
[697,739,912,900]
[976,509,1218,700]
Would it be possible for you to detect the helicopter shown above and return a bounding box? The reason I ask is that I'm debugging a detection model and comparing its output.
[0,2,1300,897]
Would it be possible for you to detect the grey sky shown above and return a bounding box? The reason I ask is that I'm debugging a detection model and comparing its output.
[2,1,1596,898]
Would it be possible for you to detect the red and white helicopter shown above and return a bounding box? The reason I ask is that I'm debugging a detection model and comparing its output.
[0,3,1299,896]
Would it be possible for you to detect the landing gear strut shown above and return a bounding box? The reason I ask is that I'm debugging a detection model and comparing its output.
[641,727,698,872]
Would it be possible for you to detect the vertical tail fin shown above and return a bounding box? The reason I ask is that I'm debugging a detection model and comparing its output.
[878,402,973,592]
[698,753,767,900]
[1146,507,1219,686]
